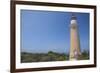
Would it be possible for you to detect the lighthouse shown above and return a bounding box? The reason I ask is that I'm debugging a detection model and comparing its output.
[69,14,81,60]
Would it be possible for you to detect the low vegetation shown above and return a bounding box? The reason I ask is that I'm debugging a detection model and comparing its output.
[21,51,68,63]
[78,50,89,60]
[21,50,89,63]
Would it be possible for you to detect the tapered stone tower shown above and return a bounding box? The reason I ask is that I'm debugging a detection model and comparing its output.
[69,14,81,60]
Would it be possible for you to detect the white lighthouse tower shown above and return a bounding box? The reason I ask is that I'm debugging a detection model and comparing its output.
[69,14,81,60]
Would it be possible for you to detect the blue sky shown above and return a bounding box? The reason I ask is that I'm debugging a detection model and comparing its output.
[21,10,89,53]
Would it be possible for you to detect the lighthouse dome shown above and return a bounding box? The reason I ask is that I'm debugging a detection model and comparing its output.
[71,20,77,25]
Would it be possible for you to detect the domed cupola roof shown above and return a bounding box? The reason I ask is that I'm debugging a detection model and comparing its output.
[71,13,77,20]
